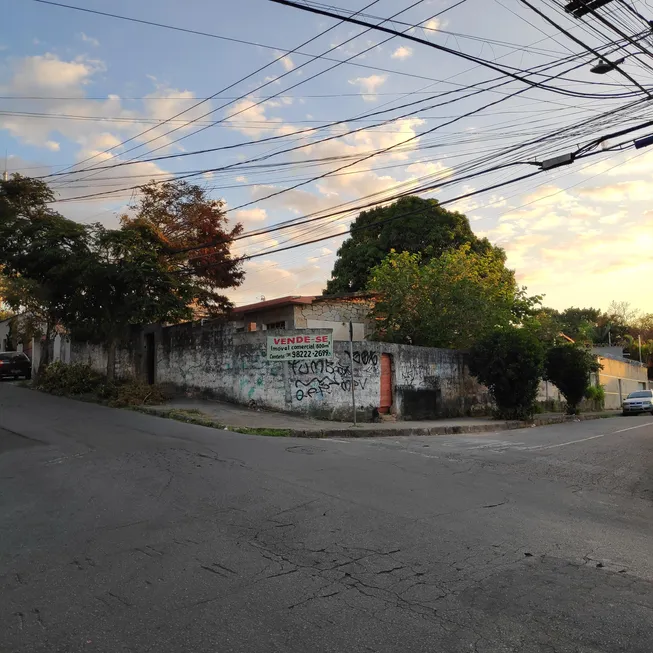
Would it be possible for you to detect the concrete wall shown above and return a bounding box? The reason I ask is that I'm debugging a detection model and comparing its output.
[598,356,648,409]
[294,298,372,341]
[537,355,648,411]
[70,322,489,421]
[232,297,374,341]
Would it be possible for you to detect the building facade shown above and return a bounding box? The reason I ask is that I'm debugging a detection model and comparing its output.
[230,294,375,342]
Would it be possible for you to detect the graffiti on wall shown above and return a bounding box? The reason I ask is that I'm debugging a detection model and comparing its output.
[290,352,378,402]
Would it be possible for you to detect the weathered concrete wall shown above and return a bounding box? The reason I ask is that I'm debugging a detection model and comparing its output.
[599,356,648,409]
[69,322,490,421]
[287,341,489,420]
[294,298,373,341]
[70,341,136,380]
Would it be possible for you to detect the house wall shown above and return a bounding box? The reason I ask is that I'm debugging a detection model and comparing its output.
[236,305,298,332]
[598,356,647,409]
[537,355,648,410]
[69,322,489,421]
[294,298,373,341]
[0,319,9,352]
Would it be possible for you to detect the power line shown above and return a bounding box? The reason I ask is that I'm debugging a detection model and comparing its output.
[38,0,386,180]
[270,0,650,96]
[517,0,652,94]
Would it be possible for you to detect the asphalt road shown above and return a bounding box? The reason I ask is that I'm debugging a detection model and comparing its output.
[1,383,652,653]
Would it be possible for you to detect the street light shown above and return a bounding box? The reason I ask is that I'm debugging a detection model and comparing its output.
[590,57,626,74]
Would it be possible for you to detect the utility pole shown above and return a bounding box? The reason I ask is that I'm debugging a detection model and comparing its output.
[2,150,7,181]
[349,321,357,426]
[639,334,643,363]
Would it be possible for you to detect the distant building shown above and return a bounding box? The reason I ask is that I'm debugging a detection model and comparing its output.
[230,293,376,341]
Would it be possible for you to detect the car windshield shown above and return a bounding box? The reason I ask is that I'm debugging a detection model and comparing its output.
[627,391,652,399]
[0,353,14,361]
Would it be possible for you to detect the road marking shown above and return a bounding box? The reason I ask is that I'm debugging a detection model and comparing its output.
[613,422,653,434]
[536,434,607,450]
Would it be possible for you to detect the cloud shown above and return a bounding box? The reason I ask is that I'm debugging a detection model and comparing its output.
[225,97,281,136]
[577,180,650,202]
[391,46,413,60]
[424,18,441,31]
[274,52,295,71]
[79,33,100,47]
[234,208,268,224]
[348,75,386,101]
[228,259,330,306]
[6,53,103,92]
[44,140,60,151]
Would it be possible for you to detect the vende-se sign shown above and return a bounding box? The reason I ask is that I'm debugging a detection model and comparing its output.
[266,333,333,361]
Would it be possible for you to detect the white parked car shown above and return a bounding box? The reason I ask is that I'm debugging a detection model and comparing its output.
[622,390,653,415]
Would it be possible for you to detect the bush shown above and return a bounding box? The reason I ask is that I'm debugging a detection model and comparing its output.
[35,361,105,395]
[545,345,601,415]
[35,362,165,407]
[584,384,606,408]
[468,327,545,421]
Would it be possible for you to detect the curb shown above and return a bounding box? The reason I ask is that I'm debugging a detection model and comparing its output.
[134,405,621,438]
[273,412,622,439]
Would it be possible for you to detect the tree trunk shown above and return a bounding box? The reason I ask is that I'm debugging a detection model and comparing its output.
[34,322,53,382]
[106,338,117,382]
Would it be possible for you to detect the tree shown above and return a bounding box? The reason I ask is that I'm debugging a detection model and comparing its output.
[0,174,91,376]
[324,195,498,294]
[545,345,601,415]
[121,180,244,316]
[468,327,545,421]
[70,222,196,380]
[368,245,539,349]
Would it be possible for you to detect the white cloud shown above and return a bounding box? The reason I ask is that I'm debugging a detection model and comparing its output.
[79,33,100,47]
[234,208,268,224]
[577,180,650,202]
[424,18,441,31]
[44,140,60,151]
[348,75,386,101]
[391,46,413,60]
[275,52,295,72]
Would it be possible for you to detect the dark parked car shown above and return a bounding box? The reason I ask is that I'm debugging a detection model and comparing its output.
[0,352,32,380]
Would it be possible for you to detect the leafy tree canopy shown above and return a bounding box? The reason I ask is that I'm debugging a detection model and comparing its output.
[468,327,545,421]
[324,195,498,294]
[368,245,540,349]
[121,181,244,316]
[545,345,601,415]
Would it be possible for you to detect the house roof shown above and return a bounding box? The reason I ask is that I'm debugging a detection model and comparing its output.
[230,296,317,315]
[230,292,376,316]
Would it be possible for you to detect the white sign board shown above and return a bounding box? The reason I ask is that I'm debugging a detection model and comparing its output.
[266,333,333,361]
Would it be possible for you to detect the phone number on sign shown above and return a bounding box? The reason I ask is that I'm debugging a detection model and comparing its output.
[291,349,331,358]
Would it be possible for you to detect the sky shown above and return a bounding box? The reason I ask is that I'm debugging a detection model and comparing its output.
[2,0,653,312]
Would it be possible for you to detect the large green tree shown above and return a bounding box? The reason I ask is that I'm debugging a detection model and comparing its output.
[469,327,545,421]
[70,222,196,380]
[545,345,601,415]
[324,195,497,294]
[368,245,539,349]
[0,174,91,375]
[121,180,244,316]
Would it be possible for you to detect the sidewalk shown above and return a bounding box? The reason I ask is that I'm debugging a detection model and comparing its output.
[144,398,621,438]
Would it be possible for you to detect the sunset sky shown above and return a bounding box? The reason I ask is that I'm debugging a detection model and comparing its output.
[2,0,652,311]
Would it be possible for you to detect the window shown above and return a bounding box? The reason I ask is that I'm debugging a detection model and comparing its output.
[266,321,286,330]
[626,391,652,399]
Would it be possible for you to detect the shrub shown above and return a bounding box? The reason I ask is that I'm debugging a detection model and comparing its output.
[584,384,606,408]
[35,362,165,407]
[35,361,105,395]
[105,380,166,408]
[545,345,601,415]
[468,327,545,421]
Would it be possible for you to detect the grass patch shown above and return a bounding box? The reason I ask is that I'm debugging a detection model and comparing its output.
[134,406,292,437]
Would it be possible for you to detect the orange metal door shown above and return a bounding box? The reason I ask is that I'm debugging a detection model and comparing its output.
[380,354,392,414]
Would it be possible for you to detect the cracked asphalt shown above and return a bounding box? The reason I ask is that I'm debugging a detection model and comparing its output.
[1,383,652,653]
